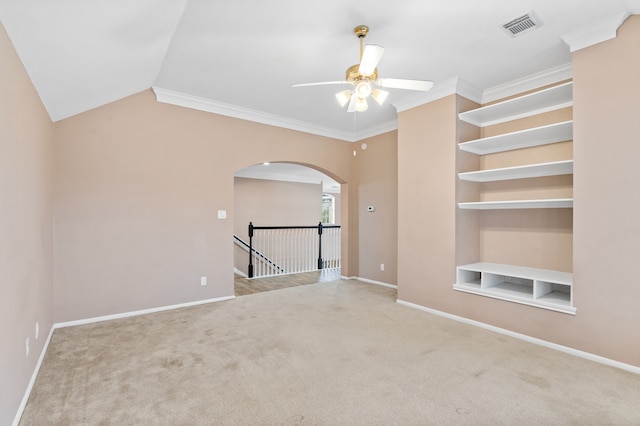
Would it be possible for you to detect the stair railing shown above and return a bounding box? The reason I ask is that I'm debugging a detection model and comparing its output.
[247,222,340,278]
[234,235,285,276]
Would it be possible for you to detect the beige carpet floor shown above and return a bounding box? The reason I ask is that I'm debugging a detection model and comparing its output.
[20,280,640,425]
[234,269,342,296]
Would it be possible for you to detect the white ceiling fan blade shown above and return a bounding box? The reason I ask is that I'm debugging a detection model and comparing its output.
[358,45,384,76]
[347,93,358,113]
[292,81,351,88]
[378,78,434,91]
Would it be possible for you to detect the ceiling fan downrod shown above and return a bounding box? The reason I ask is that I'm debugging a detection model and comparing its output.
[354,25,369,60]
[346,25,377,83]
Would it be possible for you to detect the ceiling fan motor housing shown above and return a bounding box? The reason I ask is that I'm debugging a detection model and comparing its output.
[346,64,378,83]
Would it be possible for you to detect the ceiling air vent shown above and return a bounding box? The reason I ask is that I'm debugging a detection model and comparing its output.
[502,11,542,37]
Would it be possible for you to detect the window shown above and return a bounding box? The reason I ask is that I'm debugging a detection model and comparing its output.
[322,194,335,224]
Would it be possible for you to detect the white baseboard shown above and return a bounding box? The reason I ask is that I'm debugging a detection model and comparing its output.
[54,295,235,329]
[396,299,640,375]
[355,277,398,289]
[12,324,55,426]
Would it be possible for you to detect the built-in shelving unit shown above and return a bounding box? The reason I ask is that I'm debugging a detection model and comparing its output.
[455,81,575,314]
[455,263,575,314]
[458,82,573,127]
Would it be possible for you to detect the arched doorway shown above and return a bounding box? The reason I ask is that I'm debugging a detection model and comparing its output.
[232,162,347,294]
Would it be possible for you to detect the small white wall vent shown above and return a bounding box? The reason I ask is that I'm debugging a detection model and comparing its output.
[502,11,542,37]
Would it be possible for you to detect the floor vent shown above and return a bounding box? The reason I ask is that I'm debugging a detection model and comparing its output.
[502,12,542,37]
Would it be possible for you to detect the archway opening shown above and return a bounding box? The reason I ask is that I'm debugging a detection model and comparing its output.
[232,162,347,295]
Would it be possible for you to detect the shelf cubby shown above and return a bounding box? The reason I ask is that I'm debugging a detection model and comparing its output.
[454,263,575,314]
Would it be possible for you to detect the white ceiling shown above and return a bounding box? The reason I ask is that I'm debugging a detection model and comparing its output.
[1,0,639,141]
[235,163,341,194]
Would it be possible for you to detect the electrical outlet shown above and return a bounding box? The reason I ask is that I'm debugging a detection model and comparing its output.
[201,276,207,286]
[26,337,29,357]
[35,321,39,340]
[380,263,385,271]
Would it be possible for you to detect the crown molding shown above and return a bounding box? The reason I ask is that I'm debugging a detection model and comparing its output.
[561,11,631,52]
[456,78,484,104]
[481,63,573,104]
[154,62,573,144]
[392,77,483,113]
[352,119,398,141]
[152,86,357,142]
[393,64,573,113]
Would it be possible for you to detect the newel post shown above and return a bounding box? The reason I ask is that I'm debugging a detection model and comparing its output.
[248,222,254,278]
[317,221,324,270]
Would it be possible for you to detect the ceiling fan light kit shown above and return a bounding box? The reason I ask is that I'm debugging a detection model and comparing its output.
[372,89,388,105]
[335,90,352,107]
[355,81,372,98]
[355,97,368,112]
[293,25,433,113]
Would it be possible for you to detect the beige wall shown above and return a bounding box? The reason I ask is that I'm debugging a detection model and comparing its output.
[397,95,457,305]
[572,15,640,364]
[233,177,323,274]
[234,177,323,236]
[398,16,640,367]
[53,90,356,323]
[353,131,398,284]
[0,23,54,425]
[332,192,341,225]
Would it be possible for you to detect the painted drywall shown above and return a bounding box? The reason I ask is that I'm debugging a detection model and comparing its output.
[397,94,457,305]
[234,177,323,237]
[0,22,54,426]
[353,132,398,285]
[332,192,341,225]
[397,16,640,367]
[52,90,355,323]
[572,14,640,364]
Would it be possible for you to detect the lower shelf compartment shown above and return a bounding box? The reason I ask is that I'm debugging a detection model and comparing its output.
[454,262,575,315]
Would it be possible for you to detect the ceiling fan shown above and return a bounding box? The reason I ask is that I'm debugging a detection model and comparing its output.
[293,25,434,112]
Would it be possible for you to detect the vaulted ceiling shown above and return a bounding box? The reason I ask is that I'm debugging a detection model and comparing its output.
[1,0,638,141]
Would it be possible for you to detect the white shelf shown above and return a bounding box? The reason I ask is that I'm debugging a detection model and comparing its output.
[454,262,575,314]
[458,160,573,182]
[458,121,573,155]
[458,198,573,210]
[458,82,573,127]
